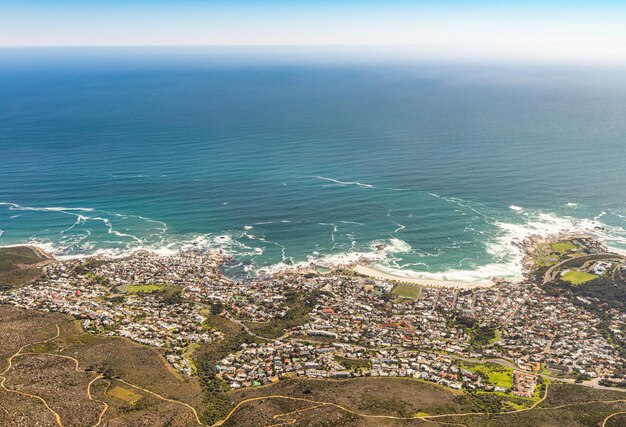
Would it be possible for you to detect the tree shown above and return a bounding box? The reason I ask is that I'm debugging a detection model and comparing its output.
[210,302,224,315]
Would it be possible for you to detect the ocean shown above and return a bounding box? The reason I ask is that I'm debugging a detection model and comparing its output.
[1,47,626,281]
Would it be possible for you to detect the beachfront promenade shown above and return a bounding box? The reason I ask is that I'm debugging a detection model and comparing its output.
[351,264,494,289]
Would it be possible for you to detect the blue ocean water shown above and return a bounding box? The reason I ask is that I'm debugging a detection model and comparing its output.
[1,48,626,280]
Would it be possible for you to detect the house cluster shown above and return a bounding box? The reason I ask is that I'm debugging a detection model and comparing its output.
[189,274,323,322]
[607,309,626,359]
[92,249,228,288]
[592,261,612,276]
[1,238,625,390]
[0,254,223,375]
[91,250,316,323]
[447,281,624,378]
[293,277,472,356]
[268,272,625,382]
[219,340,495,392]
[513,370,538,397]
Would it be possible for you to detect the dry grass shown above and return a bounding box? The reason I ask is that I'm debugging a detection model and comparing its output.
[228,377,464,418]
[107,385,142,404]
[4,353,103,426]
[0,305,205,426]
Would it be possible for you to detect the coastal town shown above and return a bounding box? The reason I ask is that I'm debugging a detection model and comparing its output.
[1,234,625,401]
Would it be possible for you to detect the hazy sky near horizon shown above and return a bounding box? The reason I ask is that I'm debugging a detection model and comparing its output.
[1,1,626,63]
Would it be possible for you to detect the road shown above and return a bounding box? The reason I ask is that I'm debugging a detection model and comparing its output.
[542,252,622,284]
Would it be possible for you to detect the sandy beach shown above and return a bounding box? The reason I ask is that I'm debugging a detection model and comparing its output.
[351,264,495,289]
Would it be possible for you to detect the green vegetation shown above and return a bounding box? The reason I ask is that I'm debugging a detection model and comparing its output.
[158,285,184,304]
[458,361,513,389]
[534,239,583,268]
[242,290,321,339]
[83,272,109,286]
[548,257,626,316]
[392,284,421,299]
[533,378,548,400]
[125,284,166,293]
[195,314,256,424]
[210,302,224,315]
[335,356,371,371]
[454,392,528,413]
[121,284,184,304]
[437,382,626,427]
[107,295,126,303]
[74,259,110,275]
[551,241,577,253]
[561,270,598,285]
[488,329,501,344]
[453,316,498,348]
[547,258,626,358]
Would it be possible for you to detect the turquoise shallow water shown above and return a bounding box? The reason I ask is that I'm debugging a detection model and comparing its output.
[1,48,626,280]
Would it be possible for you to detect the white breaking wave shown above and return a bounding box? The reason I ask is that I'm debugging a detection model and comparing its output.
[315,176,375,189]
[393,222,406,233]
[318,223,338,243]
[378,237,413,254]
[0,202,95,212]
[428,193,491,222]
[257,207,626,282]
[339,220,364,226]
[4,199,626,283]
[257,237,413,276]
[373,210,626,283]
[0,201,167,257]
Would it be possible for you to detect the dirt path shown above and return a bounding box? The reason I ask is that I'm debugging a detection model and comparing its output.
[0,402,18,427]
[225,313,292,342]
[602,411,626,427]
[214,382,625,427]
[0,325,64,426]
[268,403,328,427]
[87,375,108,427]
[115,378,207,425]
[1,323,207,427]
[18,351,109,427]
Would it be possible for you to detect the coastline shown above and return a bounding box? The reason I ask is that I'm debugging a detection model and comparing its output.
[350,264,495,289]
[1,229,615,288]
[2,242,497,288]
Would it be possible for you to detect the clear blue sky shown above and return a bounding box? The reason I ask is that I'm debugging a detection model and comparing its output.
[1,1,625,62]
